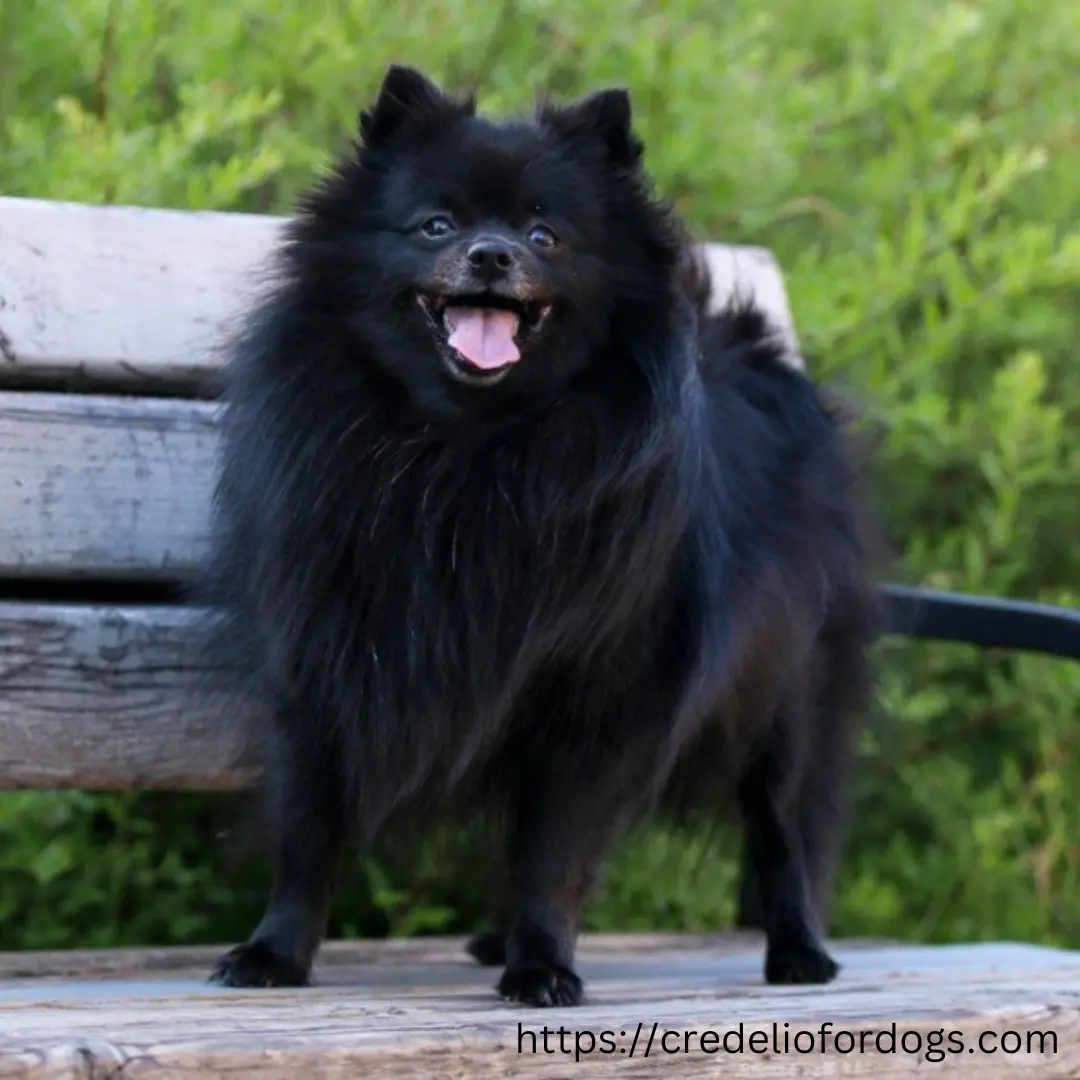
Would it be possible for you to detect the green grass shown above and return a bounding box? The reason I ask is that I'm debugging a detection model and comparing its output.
[1,0,1078,951]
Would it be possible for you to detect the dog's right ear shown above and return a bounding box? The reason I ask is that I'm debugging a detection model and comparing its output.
[359,65,472,146]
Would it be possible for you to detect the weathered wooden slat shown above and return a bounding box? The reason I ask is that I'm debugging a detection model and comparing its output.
[1,936,1077,1077]
[0,197,280,392]
[0,392,217,578]
[0,601,246,790]
[0,195,801,392]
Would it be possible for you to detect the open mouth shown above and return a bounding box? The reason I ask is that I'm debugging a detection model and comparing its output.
[415,293,553,385]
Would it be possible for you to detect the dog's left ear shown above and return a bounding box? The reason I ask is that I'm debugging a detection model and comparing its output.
[540,88,643,169]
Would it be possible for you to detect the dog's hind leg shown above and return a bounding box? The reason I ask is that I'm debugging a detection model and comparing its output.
[738,592,872,944]
[738,714,841,986]
[465,883,510,966]
[736,759,848,936]
[734,837,766,930]
[466,926,508,967]
[736,785,847,935]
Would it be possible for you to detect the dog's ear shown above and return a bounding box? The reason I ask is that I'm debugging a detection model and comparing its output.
[540,88,643,169]
[359,64,472,146]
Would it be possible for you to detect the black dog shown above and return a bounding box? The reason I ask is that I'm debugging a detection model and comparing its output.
[202,64,880,1007]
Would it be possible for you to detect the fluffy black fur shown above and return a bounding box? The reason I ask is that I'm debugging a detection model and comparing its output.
[200,64,881,1007]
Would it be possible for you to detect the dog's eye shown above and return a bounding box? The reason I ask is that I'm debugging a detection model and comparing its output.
[528,224,557,249]
[419,215,455,239]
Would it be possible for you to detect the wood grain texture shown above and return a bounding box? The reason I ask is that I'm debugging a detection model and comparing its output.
[0,601,248,790]
[0,392,217,578]
[0,195,802,393]
[0,197,281,392]
[0,936,1077,1077]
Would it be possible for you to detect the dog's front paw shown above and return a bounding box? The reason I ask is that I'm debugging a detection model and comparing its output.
[765,941,839,985]
[210,939,310,988]
[498,963,584,1007]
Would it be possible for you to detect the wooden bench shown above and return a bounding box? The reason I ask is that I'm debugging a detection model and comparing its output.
[1,194,1078,1077]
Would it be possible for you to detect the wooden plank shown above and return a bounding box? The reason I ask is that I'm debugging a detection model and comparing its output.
[0,392,217,578]
[0,197,281,393]
[0,935,1077,1077]
[0,195,801,393]
[0,601,247,790]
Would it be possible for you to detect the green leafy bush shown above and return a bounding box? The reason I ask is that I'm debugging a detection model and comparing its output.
[1,0,1077,950]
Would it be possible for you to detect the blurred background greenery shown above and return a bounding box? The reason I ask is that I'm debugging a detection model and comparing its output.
[0,0,1077,952]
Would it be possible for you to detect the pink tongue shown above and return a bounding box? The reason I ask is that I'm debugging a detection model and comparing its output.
[444,307,521,371]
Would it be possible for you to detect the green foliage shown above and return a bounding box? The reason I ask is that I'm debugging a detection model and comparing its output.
[0,792,235,948]
[1,0,1078,951]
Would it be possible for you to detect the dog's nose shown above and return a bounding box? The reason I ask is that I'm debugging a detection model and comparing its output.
[466,238,517,280]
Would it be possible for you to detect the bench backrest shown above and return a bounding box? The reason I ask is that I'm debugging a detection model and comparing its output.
[0,194,801,790]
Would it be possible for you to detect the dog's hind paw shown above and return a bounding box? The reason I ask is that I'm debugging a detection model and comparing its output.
[765,942,839,985]
[498,963,584,1007]
[210,940,310,989]
[466,930,507,967]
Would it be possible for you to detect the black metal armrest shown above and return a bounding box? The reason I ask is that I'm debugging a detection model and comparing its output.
[882,584,1080,662]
